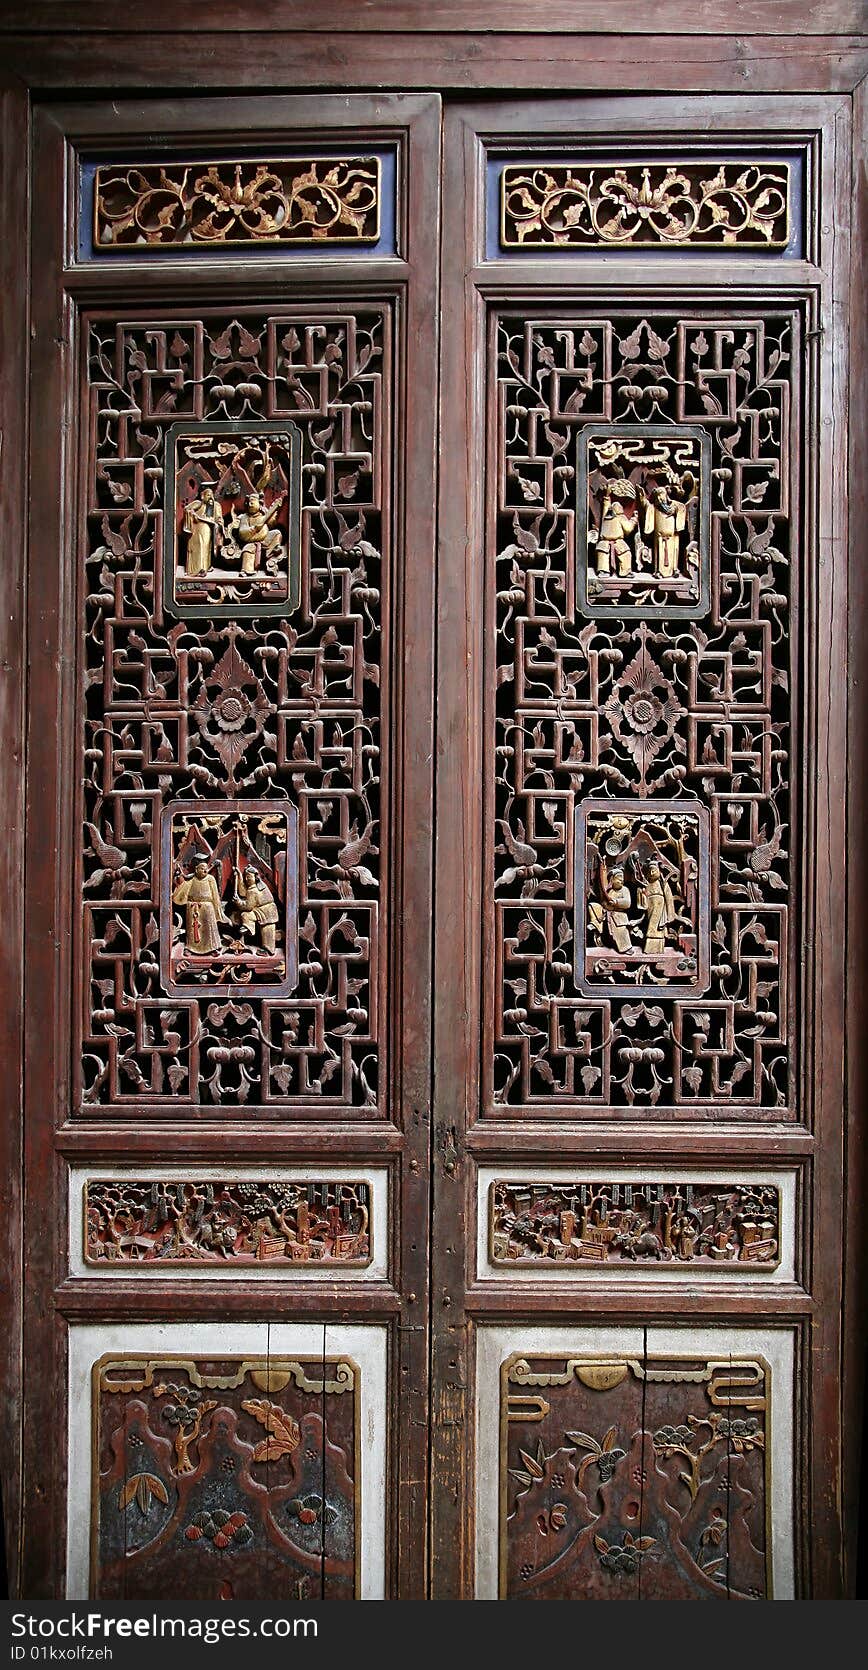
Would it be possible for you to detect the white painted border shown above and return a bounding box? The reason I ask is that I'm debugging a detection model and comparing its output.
[475,1322,795,1600]
[66,1320,388,1600]
[69,1164,389,1282]
[476,1165,797,1284]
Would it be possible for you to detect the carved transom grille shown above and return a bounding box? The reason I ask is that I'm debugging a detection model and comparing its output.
[490,311,796,1114]
[80,309,388,1111]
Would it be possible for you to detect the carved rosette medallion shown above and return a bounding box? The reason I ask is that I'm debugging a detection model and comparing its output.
[164,420,302,618]
[490,1180,780,1269]
[575,799,709,998]
[501,1353,770,1599]
[160,800,298,997]
[93,1356,357,1598]
[577,423,711,618]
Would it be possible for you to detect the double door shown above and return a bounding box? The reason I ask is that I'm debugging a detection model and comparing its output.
[6,86,856,1598]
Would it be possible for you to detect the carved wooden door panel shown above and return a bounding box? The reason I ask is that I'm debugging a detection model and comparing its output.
[20,92,439,1599]
[433,94,852,1599]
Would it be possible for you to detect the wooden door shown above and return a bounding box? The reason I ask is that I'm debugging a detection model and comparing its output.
[432,93,855,1600]
[0,46,863,1604]
[13,90,439,1600]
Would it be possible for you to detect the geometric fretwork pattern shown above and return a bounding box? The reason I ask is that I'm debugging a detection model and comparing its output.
[491,312,795,1113]
[80,310,388,1109]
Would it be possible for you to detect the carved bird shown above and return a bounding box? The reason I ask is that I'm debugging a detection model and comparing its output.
[85,821,142,896]
[336,818,378,887]
[497,818,537,870]
[748,822,784,875]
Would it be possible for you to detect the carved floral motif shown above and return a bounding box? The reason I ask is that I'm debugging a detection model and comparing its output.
[95,158,381,249]
[501,161,789,249]
[502,1355,769,1598]
[95,1357,357,1598]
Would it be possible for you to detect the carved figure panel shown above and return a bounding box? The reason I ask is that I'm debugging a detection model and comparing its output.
[500,160,790,249]
[93,1356,357,1599]
[85,1179,371,1266]
[161,802,298,996]
[490,1181,780,1268]
[80,308,387,1109]
[501,1354,769,1598]
[576,800,709,996]
[578,424,710,617]
[491,311,795,1113]
[164,421,301,617]
[94,157,381,250]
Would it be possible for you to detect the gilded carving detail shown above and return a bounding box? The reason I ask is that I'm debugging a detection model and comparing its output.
[94,158,381,249]
[164,420,301,617]
[501,161,789,249]
[85,1179,372,1266]
[501,1354,769,1599]
[490,1180,780,1268]
[94,1356,357,1598]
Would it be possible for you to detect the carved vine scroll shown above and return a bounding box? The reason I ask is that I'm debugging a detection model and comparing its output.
[491,312,795,1114]
[80,309,388,1110]
[501,162,790,249]
[94,158,381,249]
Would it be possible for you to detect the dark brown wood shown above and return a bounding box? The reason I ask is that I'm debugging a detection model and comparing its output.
[0,71,30,1602]
[1,34,866,97]
[2,2,866,34]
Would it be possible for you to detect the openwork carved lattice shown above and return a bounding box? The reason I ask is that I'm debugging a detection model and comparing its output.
[501,1354,769,1598]
[80,308,388,1110]
[85,1179,372,1266]
[490,1180,780,1268]
[501,161,790,249]
[94,158,381,249]
[94,1356,357,1598]
[491,312,795,1114]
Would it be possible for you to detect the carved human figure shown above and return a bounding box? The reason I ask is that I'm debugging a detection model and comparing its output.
[233,865,279,954]
[588,860,633,953]
[230,491,286,576]
[636,859,677,954]
[183,486,225,576]
[172,859,228,956]
[595,491,638,577]
[641,484,687,579]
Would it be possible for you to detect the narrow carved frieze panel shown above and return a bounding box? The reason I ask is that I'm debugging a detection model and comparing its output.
[80,309,387,1109]
[85,1179,372,1266]
[491,311,795,1113]
[94,158,381,249]
[93,1356,357,1598]
[501,161,790,249]
[164,420,302,618]
[501,1353,769,1598]
[490,1180,780,1268]
[577,424,711,618]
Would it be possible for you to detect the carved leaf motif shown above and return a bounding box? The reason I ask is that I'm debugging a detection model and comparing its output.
[120,1473,169,1516]
[241,1398,302,1462]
